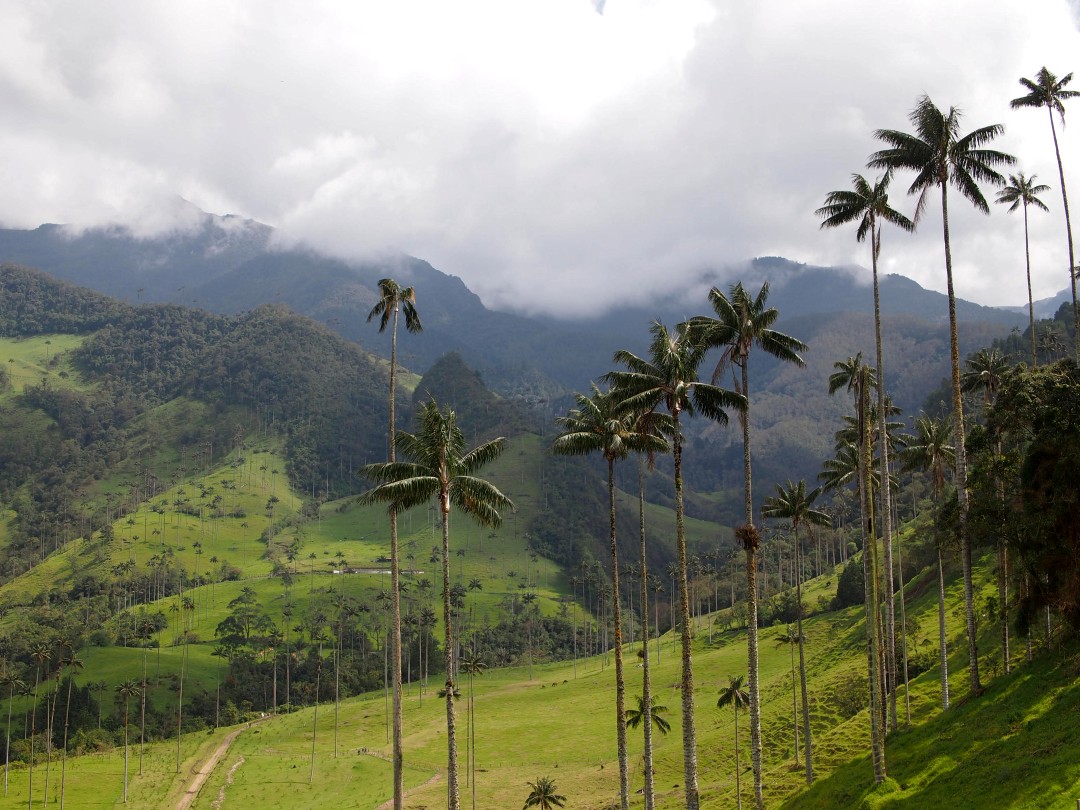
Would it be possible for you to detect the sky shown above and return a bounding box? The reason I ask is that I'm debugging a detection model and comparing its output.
[3,0,1080,317]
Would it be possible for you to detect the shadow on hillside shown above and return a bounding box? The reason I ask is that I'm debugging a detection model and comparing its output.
[779,650,1080,809]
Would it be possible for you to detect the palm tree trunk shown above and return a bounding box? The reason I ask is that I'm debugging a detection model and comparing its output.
[740,363,764,810]
[871,225,899,733]
[733,705,742,810]
[388,305,406,810]
[794,527,813,784]
[672,417,700,810]
[941,184,980,693]
[441,500,461,810]
[860,384,886,784]
[606,459,630,810]
[638,459,656,810]
[1023,201,1038,368]
[937,546,951,711]
[1047,109,1080,362]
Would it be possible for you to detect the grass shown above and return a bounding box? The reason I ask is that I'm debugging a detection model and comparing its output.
[0,334,88,397]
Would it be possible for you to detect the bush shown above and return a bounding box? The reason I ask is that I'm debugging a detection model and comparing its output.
[832,558,865,610]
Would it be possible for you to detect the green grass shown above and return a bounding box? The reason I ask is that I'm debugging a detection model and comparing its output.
[0,334,88,396]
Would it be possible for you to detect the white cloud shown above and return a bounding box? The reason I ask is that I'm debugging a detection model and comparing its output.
[0,0,1078,315]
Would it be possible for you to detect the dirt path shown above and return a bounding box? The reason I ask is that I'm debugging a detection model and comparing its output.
[175,723,260,810]
[374,771,442,810]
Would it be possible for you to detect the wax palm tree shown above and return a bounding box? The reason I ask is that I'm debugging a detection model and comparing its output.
[117,680,141,803]
[605,320,744,810]
[1,668,23,797]
[361,399,513,810]
[818,172,914,733]
[625,694,671,736]
[763,481,830,784]
[996,173,1051,367]
[871,95,1015,694]
[688,280,806,808]
[899,415,956,710]
[962,349,1013,675]
[58,651,83,810]
[717,675,750,810]
[630,408,672,810]
[1012,67,1080,360]
[28,643,50,808]
[367,277,422,810]
[460,653,487,810]
[773,627,804,769]
[828,354,886,782]
[523,776,566,810]
[553,384,667,810]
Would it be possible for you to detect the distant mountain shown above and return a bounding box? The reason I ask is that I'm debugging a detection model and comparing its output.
[997,285,1072,321]
[0,211,1029,518]
[0,215,1024,387]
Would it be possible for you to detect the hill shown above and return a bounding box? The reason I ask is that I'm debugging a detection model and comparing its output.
[0,215,1028,516]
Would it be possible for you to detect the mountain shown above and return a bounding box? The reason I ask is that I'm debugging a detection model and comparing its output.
[0,211,1030,521]
[0,213,1025,390]
[997,284,1073,320]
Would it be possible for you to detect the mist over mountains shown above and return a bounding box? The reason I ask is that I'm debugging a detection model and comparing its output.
[0,207,1035,512]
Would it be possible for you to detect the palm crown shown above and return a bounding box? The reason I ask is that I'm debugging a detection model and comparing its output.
[1011,66,1080,121]
[816,172,915,258]
[869,94,1015,220]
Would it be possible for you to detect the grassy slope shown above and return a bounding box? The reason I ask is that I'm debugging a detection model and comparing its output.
[1,337,1077,807]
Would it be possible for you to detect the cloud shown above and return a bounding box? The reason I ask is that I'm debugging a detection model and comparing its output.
[1,0,1079,316]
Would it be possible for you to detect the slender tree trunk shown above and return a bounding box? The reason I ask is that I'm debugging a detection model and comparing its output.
[139,647,147,776]
[606,459,630,810]
[309,659,321,784]
[896,526,911,725]
[441,500,461,810]
[638,458,656,810]
[122,703,129,804]
[941,184,980,693]
[860,381,886,784]
[937,546,951,711]
[1023,201,1038,368]
[789,641,798,767]
[733,706,742,810]
[60,674,74,810]
[871,228,899,732]
[740,363,764,810]
[387,305,406,810]
[673,416,700,810]
[1047,109,1080,362]
[794,527,813,785]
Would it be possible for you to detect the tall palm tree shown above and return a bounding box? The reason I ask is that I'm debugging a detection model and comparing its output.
[962,349,1013,675]
[523,776,566,810]
[899,415,956,710]
[996,173,1051,367]
[28,643,50,810]
[828,354,887,782]
[605,321,743,810]
[1011,67,1080,361]
[116,680,140,804]
[689,280,806,808]
[58,652,83,810]
[460,653,487,810]
[1,668,24,797]
[625,694,671,736]
[871,95,1015,694]
[553,385,667,810]
[631,410,671,810]
[763,481,830,784]
[367,277,422,810]
[361,399,513,810]
[773,626,803,768]
[717,675,750,810]
[818,172,915,732]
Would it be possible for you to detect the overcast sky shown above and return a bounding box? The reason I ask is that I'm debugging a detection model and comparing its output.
[3,1,1080,317]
